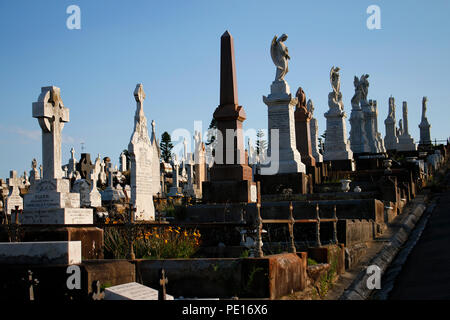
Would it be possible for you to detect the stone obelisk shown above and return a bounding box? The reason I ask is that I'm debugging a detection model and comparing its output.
[203,31,255,203]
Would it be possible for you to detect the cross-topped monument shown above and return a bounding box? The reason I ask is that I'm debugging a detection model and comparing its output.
[32,86,69,180]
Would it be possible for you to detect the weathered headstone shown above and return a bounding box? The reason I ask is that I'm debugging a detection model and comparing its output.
[21,86,93,224]
[77,153,95,183]
[101,162,122,203]
[6,170,23,215]
[128,84,155,220]
[384,96,399,151]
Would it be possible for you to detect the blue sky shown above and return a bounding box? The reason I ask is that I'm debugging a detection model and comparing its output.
[1,0,449,179]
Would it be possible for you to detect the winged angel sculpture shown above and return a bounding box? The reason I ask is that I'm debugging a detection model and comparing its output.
[270,34,290,81]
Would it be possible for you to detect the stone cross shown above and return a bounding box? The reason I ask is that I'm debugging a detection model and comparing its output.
[22,270,39,301]
[159,268,168,300]
[79,153,95,182]
[32,86,70,180]
[7,170,21,197]
[107,163,115,188]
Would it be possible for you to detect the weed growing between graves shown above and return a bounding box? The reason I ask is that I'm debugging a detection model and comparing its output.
[103,225,201,259]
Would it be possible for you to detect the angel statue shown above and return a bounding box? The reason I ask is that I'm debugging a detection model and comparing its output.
[359,74,370,104]
[328,67,343,111]
[330,66,341,95]
[270,34,290,81]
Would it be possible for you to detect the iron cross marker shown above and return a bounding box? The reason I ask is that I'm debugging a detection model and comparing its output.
[159,269,168,300]
[32,86,69,180]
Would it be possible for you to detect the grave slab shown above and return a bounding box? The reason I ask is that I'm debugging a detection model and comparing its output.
[104,282,174,300]
[0,241,81,265]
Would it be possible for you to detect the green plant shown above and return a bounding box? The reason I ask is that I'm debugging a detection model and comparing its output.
[240,249,249,258]
[103,226,201,259]
[307,258,318,266]
[243,267,264,295]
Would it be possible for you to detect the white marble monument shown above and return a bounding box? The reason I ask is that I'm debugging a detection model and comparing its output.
[21,86,93,224]
[128,84,155,221]
[6,170,23,215]
[349,74,385,154]
[262,34,305,174]
[323,67,353,161]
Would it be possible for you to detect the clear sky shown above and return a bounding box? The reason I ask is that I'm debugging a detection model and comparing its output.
[1,0,449,179]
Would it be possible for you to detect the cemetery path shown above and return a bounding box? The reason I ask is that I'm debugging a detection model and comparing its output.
[388,174,450,300]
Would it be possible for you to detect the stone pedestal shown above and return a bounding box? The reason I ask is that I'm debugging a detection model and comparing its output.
[203,31,255,204]
[263,80,305,174]
[202,180,256,203]
[22,178,93,224]
[362,101,386,153]
[310,117,323,163]
[254,172,311,195]
[21,227,103,259]
[326,159,355,172]
[384,117,398,151]
[323,108,353,162]
[397,101,417,151]
[419,120,431,146]
[349,108,370,154]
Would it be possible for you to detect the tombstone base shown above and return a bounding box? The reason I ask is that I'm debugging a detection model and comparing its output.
[19,226,104,260]
[209,164,253,182]
[16,207,93,225]
[202,180,256,203]
[326,159,356,172]
[254,172,312,195]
